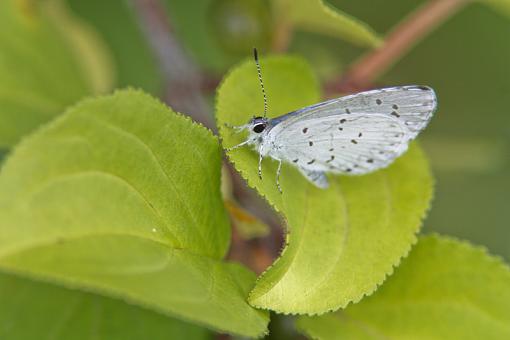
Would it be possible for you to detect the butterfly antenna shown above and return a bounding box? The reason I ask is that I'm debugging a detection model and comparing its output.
[253,48,268,118]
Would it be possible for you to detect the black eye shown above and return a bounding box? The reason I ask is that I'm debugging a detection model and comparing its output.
[253,124,266,133]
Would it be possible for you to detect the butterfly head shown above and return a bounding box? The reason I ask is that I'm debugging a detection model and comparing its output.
[241,116,270,147]
[249,116,268,134]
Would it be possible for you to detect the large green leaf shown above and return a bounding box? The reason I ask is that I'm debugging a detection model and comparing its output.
[297,235,510,339]
[273,0,381,48]
[0,0,111,147]
[216,56,433,314]
[0,271,210,340]
[0,90,269,337]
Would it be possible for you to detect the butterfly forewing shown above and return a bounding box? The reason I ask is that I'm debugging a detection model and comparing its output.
[268,86,436,175]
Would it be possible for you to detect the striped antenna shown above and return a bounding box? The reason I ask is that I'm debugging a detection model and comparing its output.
[253,48,268,118]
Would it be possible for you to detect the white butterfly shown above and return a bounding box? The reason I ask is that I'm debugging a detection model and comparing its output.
[226,50,437,192]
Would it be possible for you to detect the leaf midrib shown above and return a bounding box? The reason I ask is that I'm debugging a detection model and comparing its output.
[11,169,180,249]
[84,114,204,238]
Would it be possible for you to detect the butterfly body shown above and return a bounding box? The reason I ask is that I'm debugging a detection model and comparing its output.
[228,85,437,190]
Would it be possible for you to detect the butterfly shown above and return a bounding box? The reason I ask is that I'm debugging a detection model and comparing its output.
[226,49,437,192]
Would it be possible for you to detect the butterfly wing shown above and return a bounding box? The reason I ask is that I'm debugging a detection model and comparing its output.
[268,86,436,175]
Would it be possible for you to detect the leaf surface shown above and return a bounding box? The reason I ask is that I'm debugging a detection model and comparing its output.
[0,0,111,147]
[216,56,433,314]
[297,235,510,339]
[0,271,210,340]
[0,90,268,337]
[273,0,381,48]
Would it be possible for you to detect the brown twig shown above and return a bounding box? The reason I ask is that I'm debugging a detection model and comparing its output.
[329,0,469,94]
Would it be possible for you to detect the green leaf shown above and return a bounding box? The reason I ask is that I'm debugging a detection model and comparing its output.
[216,56,433,314]
[0,90,269,337]
[45,0,115,95]
[0,0,111,147]
[0,271,210,340]
[273,0,382,48]
[297,235,510,339]
[66,0,163,94]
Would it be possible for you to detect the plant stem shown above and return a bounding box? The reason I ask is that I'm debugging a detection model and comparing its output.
[330,0,469,93]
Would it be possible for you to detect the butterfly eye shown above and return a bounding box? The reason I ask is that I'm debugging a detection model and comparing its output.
[253,124,266,133]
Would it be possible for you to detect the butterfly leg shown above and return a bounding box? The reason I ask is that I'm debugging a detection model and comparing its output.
[276,159,283,193]
[226,140,249,152]
[258,148,263,180]
[224,122,247,133]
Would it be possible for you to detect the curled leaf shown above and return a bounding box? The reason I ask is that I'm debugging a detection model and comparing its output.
[216,56,433,314]
[273,0,382,48]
